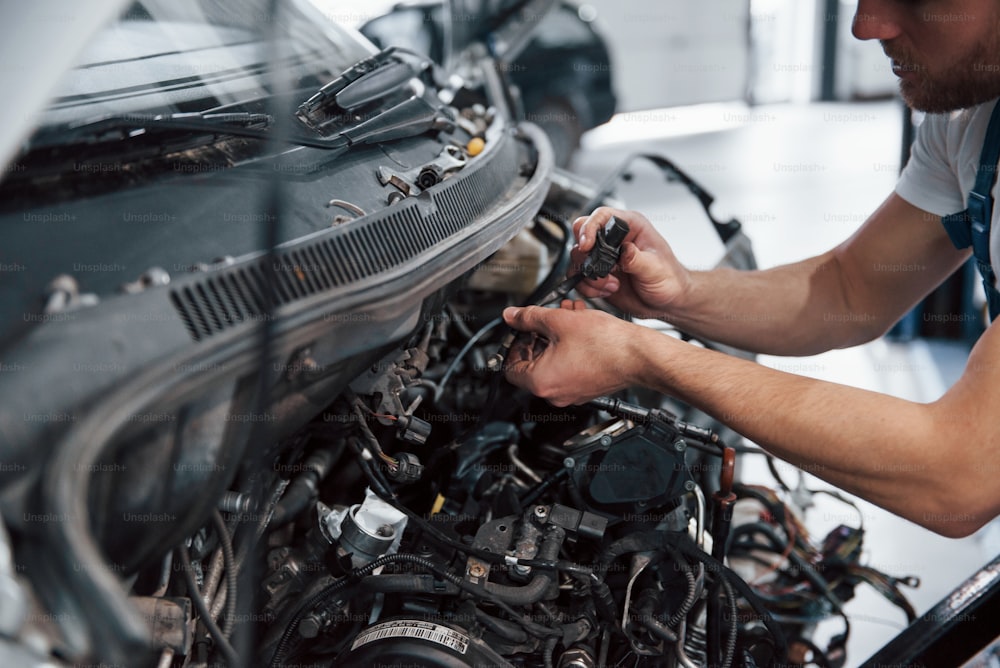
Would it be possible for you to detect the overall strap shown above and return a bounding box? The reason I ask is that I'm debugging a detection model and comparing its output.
[941,99,1000,319]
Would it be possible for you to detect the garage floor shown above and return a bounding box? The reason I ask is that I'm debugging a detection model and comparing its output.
[572,99,997,665]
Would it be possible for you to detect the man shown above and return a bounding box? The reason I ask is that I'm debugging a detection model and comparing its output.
[502,0,1000,538]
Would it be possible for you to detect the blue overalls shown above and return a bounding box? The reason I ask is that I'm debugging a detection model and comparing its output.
[941,99,1000,321]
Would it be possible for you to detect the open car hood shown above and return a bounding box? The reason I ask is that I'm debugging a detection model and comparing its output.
[0,0,130,172]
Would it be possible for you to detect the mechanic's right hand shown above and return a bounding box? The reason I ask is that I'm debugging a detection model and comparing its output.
[572,207,691,319]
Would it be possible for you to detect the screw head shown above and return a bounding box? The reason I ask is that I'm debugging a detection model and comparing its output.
[684,480,697,492]
[599,435,612,447]
[469,563,487,578]
[299,615,322,638]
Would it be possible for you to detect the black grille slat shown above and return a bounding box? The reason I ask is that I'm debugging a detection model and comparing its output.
[401,207,430,251]
[183,285,214,338]
[298,248,325,293]
[353,226,377,273]
[393,212,419,254]
[373,219,402,267]
[194,283,225,333]
[205,278,236,325]
[170,290,202,341]
[269,261,296,304]
[227,270,260,317]
[303,245,333,290]
[358,224,388,273]
[222,277,247,322]
[243,264,272,311]
[335,234,363,282]
[318,240,346,285]
[288,250,319,295]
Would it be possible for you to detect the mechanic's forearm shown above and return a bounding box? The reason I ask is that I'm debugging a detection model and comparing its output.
[664,252,885,356]
[633,328,984,537]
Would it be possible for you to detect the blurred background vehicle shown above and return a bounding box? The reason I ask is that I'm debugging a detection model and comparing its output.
[359,0,616,166]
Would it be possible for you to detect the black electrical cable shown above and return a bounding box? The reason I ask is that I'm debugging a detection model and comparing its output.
[542,636,558,668]
[729,522,851,641]
[346,436,395,500]
[664,547,699,628]
[766,455,792,492]
[178,545,241,667]
[811,488,867,530]
[604,531,788,661]
[210,510,238,640]
[565,469,588,512]
[434,316,503,400]
[523,215,573,307]
[474,608,530,643]
[731,486,805,550]
[721,577,738,668]
[634,599,679,643]
[519,466,569,507]
[574,153,747,247]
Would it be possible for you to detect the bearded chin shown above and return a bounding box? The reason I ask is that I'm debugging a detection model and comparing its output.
[900,72,1000,114]
[898,40,1000,113]
[898,79,969,114]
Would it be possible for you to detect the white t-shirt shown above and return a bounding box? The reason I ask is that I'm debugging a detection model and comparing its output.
[895,98,1000,284]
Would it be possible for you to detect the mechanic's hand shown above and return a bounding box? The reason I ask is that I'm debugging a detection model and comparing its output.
[502,300,641,406]
[573,207,691,319]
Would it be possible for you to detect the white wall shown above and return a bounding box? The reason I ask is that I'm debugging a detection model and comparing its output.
[579,0,751,111]
[747,0,823,104]
[834,0,898,99]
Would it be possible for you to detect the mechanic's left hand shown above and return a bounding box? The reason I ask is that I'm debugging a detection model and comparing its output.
[502,300,642,406]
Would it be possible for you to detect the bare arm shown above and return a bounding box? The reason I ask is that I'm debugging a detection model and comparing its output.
[576,196,969,355]
[636,319,1000,538]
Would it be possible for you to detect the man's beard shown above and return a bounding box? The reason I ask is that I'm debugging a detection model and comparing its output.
[885,32,1000,113]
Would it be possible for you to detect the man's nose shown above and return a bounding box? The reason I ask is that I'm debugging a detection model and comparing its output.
[852,0,903,41]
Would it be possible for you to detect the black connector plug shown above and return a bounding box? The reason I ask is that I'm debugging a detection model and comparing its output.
[580,216,629,280]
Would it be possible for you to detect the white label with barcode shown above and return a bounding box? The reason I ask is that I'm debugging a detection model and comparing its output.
[350,620,469,654]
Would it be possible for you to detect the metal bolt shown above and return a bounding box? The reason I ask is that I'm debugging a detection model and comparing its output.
[563,457,576,469]
[599,435,612,447]
[673,439,687,453]
[299,612,325,638]
[142,266,171,287]
[684,480,697,492]
[534,505,548,519]
[218,491,252,515]
[486,354,502,371]
[468,563,487,578]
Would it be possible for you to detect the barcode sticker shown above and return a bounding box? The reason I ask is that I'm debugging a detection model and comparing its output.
[351,620,469,654]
